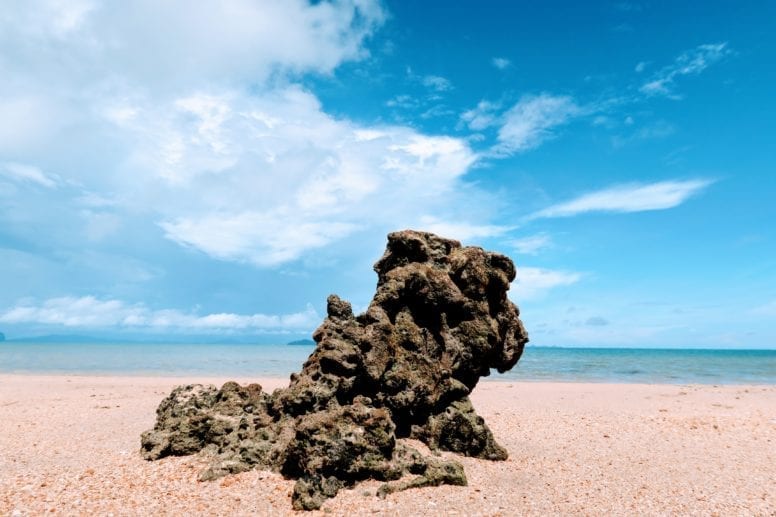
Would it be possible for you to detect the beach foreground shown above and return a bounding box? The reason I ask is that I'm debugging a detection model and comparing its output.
[1,375,774,516]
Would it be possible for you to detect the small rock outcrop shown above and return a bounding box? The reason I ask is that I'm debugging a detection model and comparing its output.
[141,230,529,510]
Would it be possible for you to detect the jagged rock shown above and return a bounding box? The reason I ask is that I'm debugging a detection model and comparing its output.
[141,230,529,510]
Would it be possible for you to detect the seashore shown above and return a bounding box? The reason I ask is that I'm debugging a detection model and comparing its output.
[1,374,774,515]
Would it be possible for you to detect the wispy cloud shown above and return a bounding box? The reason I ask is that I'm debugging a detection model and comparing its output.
[512,266,581,299]
[610,120,676,148]
[491,57,511,70]
[460,100,501,131]
[1,162,59,188]
[0,296,319,332]
[492,94,581,155]
[416,216,509,242]
[532,179,714,219]
[421,75,453,92]
[385,94,418,109]
[509,233,553,255]
[640,42,731,98]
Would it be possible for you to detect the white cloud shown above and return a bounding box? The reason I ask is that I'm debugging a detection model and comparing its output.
[0,0,96,39]
[0,1,385,90]
[422,75,453,92]
[0,162,59,188]
[460,100,501,131]
[0,1,502,269]
[491,57,511,70]
[492,94,580,155]
[634,61,647,73]
[416,216,508,242]
[133,88,480,266]
[512,266,581,299]
[0,1,386,165]
[386,94,418,109]
[640,43,731,98]
[420,105,455,120]
[161,214,358,267]
[0,296,319,331]
[531,179,714,219]
[509,233,552,255]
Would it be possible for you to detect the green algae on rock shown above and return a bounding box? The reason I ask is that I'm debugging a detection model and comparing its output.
[141,230,529,510]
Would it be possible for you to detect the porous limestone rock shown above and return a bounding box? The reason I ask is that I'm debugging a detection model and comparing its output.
[141,230,529,510]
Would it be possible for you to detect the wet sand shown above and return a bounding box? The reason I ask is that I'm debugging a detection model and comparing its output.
[1,375,774,515]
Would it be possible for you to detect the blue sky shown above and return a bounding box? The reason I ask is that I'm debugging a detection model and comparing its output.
[0,1,774,348]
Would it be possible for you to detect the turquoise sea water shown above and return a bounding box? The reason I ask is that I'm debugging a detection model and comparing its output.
[0,343,774,384]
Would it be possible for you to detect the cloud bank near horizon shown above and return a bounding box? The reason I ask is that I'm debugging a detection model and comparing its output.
[0,296,319,333]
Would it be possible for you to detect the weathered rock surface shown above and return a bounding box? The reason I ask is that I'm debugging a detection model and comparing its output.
[141,230,529,510]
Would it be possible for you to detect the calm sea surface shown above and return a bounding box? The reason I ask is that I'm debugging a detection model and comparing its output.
[1,343,774,384]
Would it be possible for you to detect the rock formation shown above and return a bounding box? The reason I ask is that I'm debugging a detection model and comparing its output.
[141,230,529,510]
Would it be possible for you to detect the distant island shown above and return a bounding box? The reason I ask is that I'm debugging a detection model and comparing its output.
[0,332,4,342]
[287,338,315,346]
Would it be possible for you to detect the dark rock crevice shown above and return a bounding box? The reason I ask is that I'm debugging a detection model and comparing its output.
[141,230,528,510]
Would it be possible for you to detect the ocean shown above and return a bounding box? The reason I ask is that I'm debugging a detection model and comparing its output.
[0,342,774,384]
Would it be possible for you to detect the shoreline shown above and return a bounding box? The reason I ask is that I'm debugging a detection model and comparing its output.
[2,370,774,387]
[2,375,774,515]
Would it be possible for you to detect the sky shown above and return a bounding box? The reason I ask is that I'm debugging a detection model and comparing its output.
[0,0,774,348]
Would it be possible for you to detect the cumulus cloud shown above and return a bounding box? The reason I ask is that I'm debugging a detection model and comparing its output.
[0,0,385,90]
[640,43,731,98]
[0,0,501,269]
[118,88,479,266]
[512,266,581,299]
[0,296,319,332]
[492,94,580,155]
[531,179,714,219]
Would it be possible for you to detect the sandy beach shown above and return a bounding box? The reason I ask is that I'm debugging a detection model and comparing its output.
[1,375,774,516]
